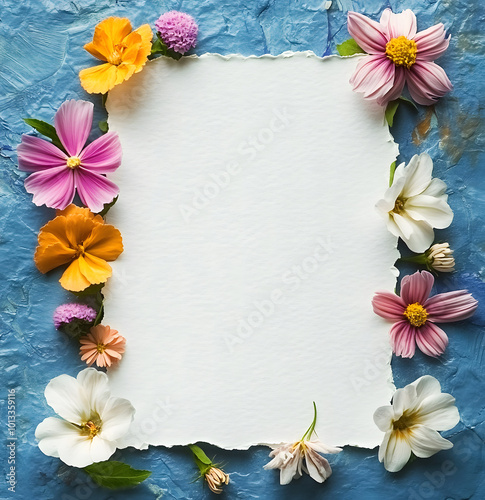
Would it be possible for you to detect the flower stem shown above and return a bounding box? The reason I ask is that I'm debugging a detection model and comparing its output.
[301,401,318,441]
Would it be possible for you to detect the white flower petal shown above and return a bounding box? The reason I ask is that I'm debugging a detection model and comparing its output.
[392,384,417,416]
[279,451,301,485]
[89,436,117,463]
[378,430,392,463]
[408,426,454,458]
[100,397,136,441]
[399,216,435,253]
[405,194,453,228]
[412,375,442,403]
[306,440,342,455]
[35,417,80,458]
[390,212,415,240]
[382,432,412,472]
[304,448,332,483]
[421,177,448,197]
[417,393,460,430]
[57,434,98,468]
[45,374,89,424]
[401,153,433,198]
[77,368,111,416]
[373,405,394,432]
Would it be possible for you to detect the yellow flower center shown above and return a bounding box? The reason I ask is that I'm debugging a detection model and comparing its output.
[393,410,419,432]
[403,302,428,327]
[97,343,106,353]
[385,36,418,68]
[393,198,405,214]
[81,419,101,439]
[66,156,81,169]
[108,44,124,65]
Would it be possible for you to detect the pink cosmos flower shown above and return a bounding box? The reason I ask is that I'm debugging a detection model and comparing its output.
[372,270,477,358]
[17,100,121,212]
[347,9,452,106]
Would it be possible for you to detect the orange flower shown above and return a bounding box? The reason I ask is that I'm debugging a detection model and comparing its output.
[34,205,123,292]
[79,17,152,94]
[80,324,126,368]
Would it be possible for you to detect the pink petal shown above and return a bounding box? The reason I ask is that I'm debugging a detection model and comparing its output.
[425,290,478,322]
[400,270,434,305]
[415,323,448,357]
[74,168,119,213]
[390,320,416,358]
[380,9,417,40]
[405,61,453,106]
[372,291,406,321]
[24,167,75,209]
[415,24,450,61]
[347,11,388,54]
[79,132,122,173]
[54,100,94,157]
[350,55,396,102]
[17,135,67,172]
[376,66,406,106]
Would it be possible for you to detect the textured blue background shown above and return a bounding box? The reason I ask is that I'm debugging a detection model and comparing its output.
[1,0,484,499]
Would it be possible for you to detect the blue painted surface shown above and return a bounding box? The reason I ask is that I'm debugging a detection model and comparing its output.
[1,0,484,498]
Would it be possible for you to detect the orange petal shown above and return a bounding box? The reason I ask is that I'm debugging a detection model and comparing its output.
[83,224,123,261]
[63,214,98,249]
[57,204,96,220]
[78,253,112,285]
[59,258,92,292]
[37,214,72,250]
[79,63,119,94]
[119,31,143,65]
[34,242,76,273]
[84,41,108,62]
[114,63,137,86]
[89,17,133,60]
[132,24,153,70]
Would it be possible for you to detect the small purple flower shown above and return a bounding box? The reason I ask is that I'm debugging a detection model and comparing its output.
[53,303,97,329]
[155,11,198,54]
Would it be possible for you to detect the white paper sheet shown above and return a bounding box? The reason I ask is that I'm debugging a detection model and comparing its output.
[105,52,399,450]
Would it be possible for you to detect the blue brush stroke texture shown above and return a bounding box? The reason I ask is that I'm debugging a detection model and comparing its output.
[1,0,484,498]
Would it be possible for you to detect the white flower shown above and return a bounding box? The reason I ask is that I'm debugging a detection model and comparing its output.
[264,440,341,484]
[374,375,459,472]
[426,242,455,272]
[376,153,453,253]
[35,368,135,468]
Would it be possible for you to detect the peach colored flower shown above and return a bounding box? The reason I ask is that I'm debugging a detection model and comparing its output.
[80,324,126,368]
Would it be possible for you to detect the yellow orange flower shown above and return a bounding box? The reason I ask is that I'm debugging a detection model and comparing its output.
[34,205,123,292]
[79,17,152,94]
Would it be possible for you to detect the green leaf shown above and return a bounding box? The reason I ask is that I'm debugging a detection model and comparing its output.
[101,93,108,108]
[23,118,65,152]
[389,161,397,186]
[149,34,183,61]
[385,100,400,127]
[96,195,118,218]
[189,444,213,466]
[84,461,151,490]
[336,38,365,56]
[398,96,418,111]
[70,283,105,297]
[98,120,109,133]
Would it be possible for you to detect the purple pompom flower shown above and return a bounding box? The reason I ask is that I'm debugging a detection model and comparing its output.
[54,303,97,329]
[155,11,198,54]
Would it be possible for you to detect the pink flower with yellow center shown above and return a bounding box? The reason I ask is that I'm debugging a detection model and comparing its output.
[347,9,452,105]
[17,100,122,212]
[372,270,478,358]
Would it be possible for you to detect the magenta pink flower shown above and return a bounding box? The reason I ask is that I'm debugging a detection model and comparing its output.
[372,270,477,358]
[17,100,122,212]
[155,11,198,54]
[347,9,452,106]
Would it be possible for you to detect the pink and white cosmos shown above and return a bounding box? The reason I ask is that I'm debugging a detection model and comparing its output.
[347,9,452,106]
